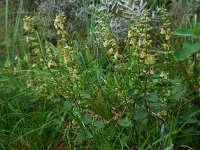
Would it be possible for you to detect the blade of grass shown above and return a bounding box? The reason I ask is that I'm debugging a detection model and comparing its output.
[5,0,10,67]
[10,0,23,68]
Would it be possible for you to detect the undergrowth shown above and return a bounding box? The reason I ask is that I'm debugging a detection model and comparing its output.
[0,0,200,150]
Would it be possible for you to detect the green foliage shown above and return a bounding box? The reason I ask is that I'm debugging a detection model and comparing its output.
[118,116,132,127]
[174,23,200,80]
[0,1,200,150]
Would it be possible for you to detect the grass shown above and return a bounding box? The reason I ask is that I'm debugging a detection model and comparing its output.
[0,0,200,150]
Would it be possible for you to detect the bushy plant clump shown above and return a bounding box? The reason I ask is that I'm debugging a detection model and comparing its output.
[0,0,200,150]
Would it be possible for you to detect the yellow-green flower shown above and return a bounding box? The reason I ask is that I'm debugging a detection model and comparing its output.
[140,51,146,58]
[150,68,154,74]
[128,30,132,38]
[163,44,170,51]
[160,71,169,79]
[145,54,155,64]
[103,41,109,47]
[23,16,35,32]
[106,48,114,56]
[160,27,166,35]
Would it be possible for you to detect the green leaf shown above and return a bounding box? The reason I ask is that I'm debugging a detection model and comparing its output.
[74,132,87,145]
[174,49,190,61]
[184,40,200,54]
[72,108,80,116]
[127,88,135,99]
[174,40,200,61]
[183,40,193,50]
[173,28,193,36]
[120,133,129,146]
[81,114,93,125]
[192,28,200,35]
[134,109,148,120]
[191,42,200,52]
[118,116,132,127]
[187,118,198,124]
[194,60,200,79]
[171,84,186,100]
[144,92,159,102]
[194,23,200,28]
[64,100,74,110]
[82,92,91,99]
[74,132,86,145]
[193,23,200,35]
[74,131,93,145]
[0,76,10,82]
[95,120,105,131]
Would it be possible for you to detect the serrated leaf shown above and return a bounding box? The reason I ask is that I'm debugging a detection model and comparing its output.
[81,114,93,125]
[64,100,74,110]
[134,109,148,120]
[120,133,129,146]
[74,132,87,145]
[144,92,158,102]
[171,84,186,100]
[75,131,94,146]
[118,116,132,127]
[95,120,105,131]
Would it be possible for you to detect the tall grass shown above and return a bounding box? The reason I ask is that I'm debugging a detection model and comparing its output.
[1,0,25,68]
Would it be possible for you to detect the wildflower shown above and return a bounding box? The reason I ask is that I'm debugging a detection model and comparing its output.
[150,68,154,74]
[157,110,167,117]
[54,13,65,30]
[165,34,171,40]
[129,10,153,56]
[103,41,109,47]
[160,71,169,79]
[162,44,170,51]
[106,48,114,56]
[14,55,19,60]
[23,16,36,33]
[130,38,136,45]
[48,60,57,68]
[160,28,166,35]
[64,44,72,51]
[114,52,120,60]
[142,39,147,46]
[140,51,146,58]
[147,40,152,47]
[138,39,142,47]
[145,54,155,64]
[54,13,67,38]
[98,19,119,61]
[25,36,30,43]
[128,30,132,38]
[26,80,32,88]
[159,8,173,49]
[24,54,29,63]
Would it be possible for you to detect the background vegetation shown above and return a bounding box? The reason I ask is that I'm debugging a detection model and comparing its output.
[0,0,200,149]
